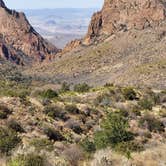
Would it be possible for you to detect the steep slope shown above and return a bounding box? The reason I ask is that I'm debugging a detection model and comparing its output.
[24,0,166,89]
[0,0,59,64]
[85,0,166,43]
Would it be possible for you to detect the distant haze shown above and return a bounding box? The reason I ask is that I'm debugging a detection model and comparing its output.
[4,0,103,9]
[24,8,98,48]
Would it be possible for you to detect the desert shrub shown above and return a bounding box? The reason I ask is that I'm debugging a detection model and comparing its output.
[30,138,54,152]
[138,98,153,110]
[159,109,166,117]
[80,138,96,153]
[74,83,91,93]
[94,112,134,149]
[39,89,58,99]
[60,82,70,93]
[94,93,111,106]
[0,127,21,154]
[123,87,137,100]
[65,104,80,114]
[139,114,165,133]
[104,83,114,87]
[8,154,44,166]
[65,120,83,134]
[7,120,24,133]
[63,145,84,166]
[114,141,144,155]
[94,131,109,149]
[43,127,65,141]
[44,106,68,121]
[0,105,12,119]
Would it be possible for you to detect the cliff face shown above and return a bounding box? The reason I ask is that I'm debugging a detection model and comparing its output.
[0,0,60,64]
[85,0,166,43]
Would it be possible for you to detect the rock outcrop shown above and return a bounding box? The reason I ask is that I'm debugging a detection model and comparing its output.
[0,0,60,64]
[85,0,166,43]
[62,39,81,53]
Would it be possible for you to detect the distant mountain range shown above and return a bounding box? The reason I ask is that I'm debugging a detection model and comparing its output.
[23,8,99,48]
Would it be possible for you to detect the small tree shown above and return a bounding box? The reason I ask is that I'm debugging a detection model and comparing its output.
[94,112,134,149]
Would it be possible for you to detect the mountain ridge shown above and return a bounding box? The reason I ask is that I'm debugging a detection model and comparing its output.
[25,0,166,89]
[0,0,60,64]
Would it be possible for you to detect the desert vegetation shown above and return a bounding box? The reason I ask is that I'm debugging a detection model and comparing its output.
[0,75,165,166]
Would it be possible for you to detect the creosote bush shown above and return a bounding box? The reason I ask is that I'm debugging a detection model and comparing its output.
[7,119,24,133]
[65,104,80,114]
[60,82,70,93]
[43,126,65,141]
[123,87,137,100]
[8,154,44,166]
[74,83,91,93]
[139,114,165,133]
[44,105,68,121]
[30,138,54,152]
[80,138,96,153]
[0,105,12,119]
[138,98,153,110]
[0,127,21,155]
[39,89,58,99]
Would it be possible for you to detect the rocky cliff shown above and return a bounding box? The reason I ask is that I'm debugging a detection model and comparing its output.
[85,0,166,43]
[0,0,60,64]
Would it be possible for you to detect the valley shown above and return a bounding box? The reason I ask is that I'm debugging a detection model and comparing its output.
[0,0,165,166]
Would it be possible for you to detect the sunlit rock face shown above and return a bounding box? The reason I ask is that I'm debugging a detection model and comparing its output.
[0,0,60,64]
[85,0,166,43]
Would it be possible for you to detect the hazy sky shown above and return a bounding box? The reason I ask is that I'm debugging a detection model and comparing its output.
[4,0,104,9]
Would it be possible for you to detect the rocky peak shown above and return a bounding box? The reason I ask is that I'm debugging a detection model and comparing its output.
[0,0,5,8]
[84,0,166,43]
[0,0,60,64]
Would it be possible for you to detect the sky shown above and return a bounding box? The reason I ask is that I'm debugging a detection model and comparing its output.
[4,0,104,9]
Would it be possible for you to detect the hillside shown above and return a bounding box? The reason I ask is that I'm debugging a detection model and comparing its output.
[0,0,165,166]
[23,0,166,89]
[0,0,59,64]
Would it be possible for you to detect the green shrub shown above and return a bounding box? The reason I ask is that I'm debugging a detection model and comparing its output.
[43,127,65,141]
[123,87,137,100]
[80,138,96,153]
[65,104,80,114]
[30,138,54,152]
[138,98,153,110]
[114,141,144,155]
[94,131,109,149]
[8,154,44,166]
[7,120,24,133]
[44,106,68,121]
[0,105,12,119]
[39,89,58,99]
[74,83,91,93]
[60,82,70,93]
[94,112,134,149]
[139,114,165,133]
[0,127,21,154]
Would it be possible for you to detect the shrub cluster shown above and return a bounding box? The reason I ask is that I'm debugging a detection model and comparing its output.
[39,89,58,99]
[8,154,44,166]
[139,114,165,133]
[0,127,21,155]
[94,112,134,149]
[0,105,12,119]
[43,127,65,141]
[74,83,91,93]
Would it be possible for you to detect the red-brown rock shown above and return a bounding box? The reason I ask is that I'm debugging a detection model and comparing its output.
[0,0,60,64]
[85,0,166,43]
